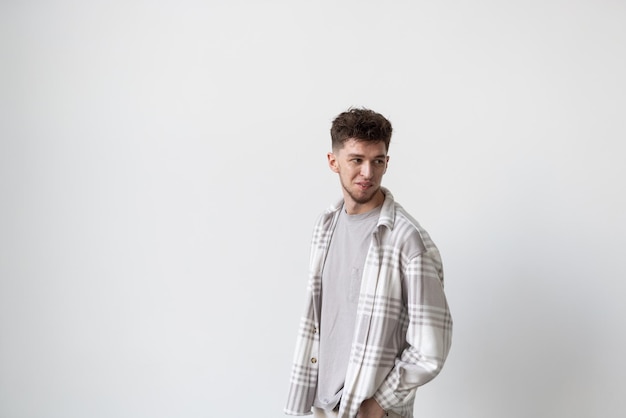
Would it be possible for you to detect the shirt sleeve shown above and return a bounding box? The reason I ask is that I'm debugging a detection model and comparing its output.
[373,249,453,410]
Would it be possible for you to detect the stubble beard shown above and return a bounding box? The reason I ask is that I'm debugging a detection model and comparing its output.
[342,181,380,205]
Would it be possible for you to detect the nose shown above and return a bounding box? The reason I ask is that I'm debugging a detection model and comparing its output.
[361,162,373,179]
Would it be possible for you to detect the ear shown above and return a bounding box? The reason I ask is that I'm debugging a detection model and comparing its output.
[327,152,339,173]
[383,155,390,174]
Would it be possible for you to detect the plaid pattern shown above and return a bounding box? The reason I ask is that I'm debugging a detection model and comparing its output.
[285,188,453,418]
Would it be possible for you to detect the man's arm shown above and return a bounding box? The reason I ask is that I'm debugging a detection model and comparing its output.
[373,251,453,411]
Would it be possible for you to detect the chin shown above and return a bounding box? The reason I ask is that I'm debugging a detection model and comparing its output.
[351,189,378,204]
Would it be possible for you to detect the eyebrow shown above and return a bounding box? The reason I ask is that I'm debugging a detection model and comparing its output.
[347,153,387,159]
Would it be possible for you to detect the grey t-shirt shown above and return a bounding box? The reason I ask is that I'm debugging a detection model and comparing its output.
[313,204,381,410]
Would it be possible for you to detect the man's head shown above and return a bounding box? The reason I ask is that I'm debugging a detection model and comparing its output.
[328,108,393,214]
[330,107,392,152]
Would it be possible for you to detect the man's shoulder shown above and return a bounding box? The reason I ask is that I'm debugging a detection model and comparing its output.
[392,201,423,231]
[385,199,439,257]
[311,198,343,233]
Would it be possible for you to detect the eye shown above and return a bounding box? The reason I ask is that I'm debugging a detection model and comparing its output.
[351,158,362,164]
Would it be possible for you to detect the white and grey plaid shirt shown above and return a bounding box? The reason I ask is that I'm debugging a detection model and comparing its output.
[285,188,453,418]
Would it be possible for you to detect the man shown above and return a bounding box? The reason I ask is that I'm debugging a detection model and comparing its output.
[285,108,452,418]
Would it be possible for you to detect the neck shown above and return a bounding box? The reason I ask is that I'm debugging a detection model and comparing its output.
[344,189,385,215]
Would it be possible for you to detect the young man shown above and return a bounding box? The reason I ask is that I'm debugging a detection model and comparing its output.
[285,108,452,418]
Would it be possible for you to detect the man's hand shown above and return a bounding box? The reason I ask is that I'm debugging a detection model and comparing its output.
[357,398,386,418]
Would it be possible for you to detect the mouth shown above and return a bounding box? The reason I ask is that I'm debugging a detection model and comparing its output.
[356,182,373,191]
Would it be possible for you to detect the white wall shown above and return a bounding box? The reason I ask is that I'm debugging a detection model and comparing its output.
[1,1,625,417]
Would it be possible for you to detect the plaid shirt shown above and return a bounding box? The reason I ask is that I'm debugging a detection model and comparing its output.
[285,188,453,418]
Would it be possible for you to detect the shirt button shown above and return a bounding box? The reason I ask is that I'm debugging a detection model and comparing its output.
[311,357,317,364]
[313,327,317,333]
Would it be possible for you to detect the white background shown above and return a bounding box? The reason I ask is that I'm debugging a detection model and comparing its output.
[1,1,625,417]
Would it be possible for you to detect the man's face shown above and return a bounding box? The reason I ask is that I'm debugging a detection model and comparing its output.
[328,138,389,213]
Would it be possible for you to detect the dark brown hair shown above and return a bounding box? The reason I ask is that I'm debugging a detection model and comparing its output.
[330,107,392,151]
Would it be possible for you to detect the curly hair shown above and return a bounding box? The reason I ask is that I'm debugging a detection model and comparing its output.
[330,108,392,151]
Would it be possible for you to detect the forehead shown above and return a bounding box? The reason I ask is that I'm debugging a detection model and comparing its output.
[338,138,388,156]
